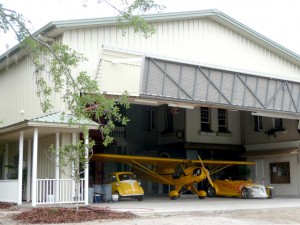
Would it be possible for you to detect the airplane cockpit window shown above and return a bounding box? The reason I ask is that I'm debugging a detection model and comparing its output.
[193,168,201,176]
[172,164,184,179]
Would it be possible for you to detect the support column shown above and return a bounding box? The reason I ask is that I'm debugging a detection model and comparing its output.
[55,133,60,202]
[71,133,76,200]
[26,140,32,202]
[31,128,38,207]
[4,144,8,179]
[18,131,24,205]
[84,134,89,205]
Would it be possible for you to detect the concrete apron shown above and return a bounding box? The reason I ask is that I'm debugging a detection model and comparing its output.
[92,194,300,216]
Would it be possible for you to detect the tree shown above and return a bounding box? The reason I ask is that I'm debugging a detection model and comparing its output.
[0,0,163,209]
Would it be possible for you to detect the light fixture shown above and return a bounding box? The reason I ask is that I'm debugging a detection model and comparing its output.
[168,103,194,109]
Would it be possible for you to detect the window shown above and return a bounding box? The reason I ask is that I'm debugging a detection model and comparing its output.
[274,118,283,129]
[254,115,263,131]
[218,108,228,132]
[146,110,155,131]
[201,107,211,132]
[165,106,174,132]
[270,162,290,184]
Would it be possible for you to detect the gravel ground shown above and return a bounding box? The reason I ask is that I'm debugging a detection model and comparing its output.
[2,195,300,225]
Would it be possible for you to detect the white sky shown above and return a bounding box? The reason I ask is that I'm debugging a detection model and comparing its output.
[1,0,300,55]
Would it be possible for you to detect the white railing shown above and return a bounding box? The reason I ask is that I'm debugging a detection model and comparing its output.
[111,127,126,141]
[36,179,85,204]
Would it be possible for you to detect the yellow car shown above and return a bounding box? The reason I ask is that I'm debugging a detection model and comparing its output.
[108,172,144,201]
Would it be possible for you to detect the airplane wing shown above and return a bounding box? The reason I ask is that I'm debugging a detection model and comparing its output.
[91,153,255,184]
[91,153,181,185]
[192,158,256,176]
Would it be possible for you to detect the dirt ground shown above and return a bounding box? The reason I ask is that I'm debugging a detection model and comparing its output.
[1,206,300,225]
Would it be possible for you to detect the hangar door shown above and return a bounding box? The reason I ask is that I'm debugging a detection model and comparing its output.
[141,57,300,116]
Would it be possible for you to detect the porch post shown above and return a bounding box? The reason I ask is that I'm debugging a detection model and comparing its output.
[26,140,32,202]
[84,134,89,205]
[4,144,8,179]
[31,128,38,207]
[55,133,60,202]
[71,133,76,200]
[18,131,24,205]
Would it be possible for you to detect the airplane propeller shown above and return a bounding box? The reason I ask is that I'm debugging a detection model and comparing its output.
[198,155,214,188]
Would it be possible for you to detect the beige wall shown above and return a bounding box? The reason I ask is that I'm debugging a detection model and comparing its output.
[248,154,299,196]
[186,108,242,144]
[244,111,300,145]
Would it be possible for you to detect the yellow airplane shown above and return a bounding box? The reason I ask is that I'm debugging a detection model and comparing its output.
[91,153,255,200]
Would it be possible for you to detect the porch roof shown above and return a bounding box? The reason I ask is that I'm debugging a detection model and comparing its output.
[0,112,99,144]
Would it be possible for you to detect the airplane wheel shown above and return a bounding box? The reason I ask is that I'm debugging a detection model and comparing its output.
[207,185,216,197]
[137,195,143,201]
[198,196,205,199]
[170,196,177,200]
[266,188,274,199]
[241,188,250,199]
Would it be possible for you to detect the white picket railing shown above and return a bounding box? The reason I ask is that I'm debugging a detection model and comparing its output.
[36,179,85,204]
[111,126,126,141]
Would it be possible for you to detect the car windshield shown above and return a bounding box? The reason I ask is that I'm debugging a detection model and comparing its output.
[119,173,136,181]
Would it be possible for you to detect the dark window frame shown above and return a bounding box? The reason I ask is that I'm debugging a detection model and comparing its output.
[218,108,228,133]
[146,109,155,131]
[270,162,290,184]
[201,107,211,132]
[254,115,263,131]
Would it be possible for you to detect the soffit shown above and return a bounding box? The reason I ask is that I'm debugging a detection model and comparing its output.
[243,148,299,157]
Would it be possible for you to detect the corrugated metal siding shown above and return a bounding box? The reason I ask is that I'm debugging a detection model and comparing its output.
[0,58,66,127]
[62,17,300,84]
[37,135,56,179]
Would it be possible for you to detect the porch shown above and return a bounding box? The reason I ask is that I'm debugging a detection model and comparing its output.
[0,112,99,206]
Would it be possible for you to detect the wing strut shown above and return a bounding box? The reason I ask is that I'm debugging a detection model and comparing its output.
[121,159,174,185]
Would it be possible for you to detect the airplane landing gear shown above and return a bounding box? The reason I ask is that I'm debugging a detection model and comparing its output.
[169,190,179,200]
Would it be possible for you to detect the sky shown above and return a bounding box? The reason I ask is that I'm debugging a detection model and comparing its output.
[1,0,300,55]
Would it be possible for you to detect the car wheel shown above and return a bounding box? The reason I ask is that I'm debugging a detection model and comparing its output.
[207,185,216,197]
[170,196,177,200]
[114,192,120,201]
[137,195,143,201]
[266,188,274,199]
[241,188,250,199]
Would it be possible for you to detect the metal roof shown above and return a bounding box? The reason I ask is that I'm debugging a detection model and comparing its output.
[29,111,99,127]
[1,9,300,67]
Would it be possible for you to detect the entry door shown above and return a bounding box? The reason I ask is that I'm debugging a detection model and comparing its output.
[254,159,265,185]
